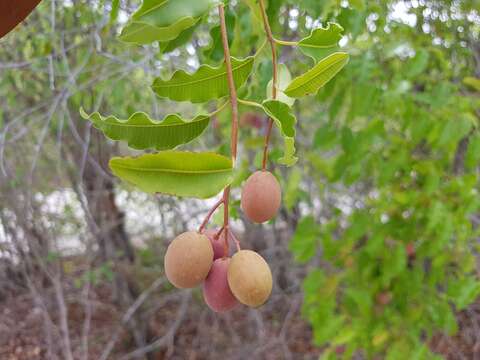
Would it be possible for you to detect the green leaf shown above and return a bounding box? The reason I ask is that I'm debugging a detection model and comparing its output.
[289,216,319,262]
[405,49,429,78]
[203,9,236,62]
[110,0,120,23]
[261,100,298,166]
[266,64,295,107]
[152,56,254,103]
[119,0,218,44]
[160,22,199,53]
[285,52,349,98]
[110,152,233,198]
[284,168,302,210]
[463,76,480,91]
[80,108,210,151]
[448,276,480,310]
[298,22,344,61]
[120,16,199,45]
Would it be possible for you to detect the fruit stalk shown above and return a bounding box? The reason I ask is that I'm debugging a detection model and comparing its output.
[259,0,278,171]
[218,3,239,256]
[198,197,224,233]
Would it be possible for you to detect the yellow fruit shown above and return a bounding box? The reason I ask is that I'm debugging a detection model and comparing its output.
[227,250,272,307]
[164,231,213,288]
[241,171,281,223]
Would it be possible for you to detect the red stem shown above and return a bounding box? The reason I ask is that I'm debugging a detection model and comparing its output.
[218,4,239,257]
[198,197,224,233]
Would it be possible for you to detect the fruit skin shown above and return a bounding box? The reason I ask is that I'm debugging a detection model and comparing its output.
[164,231,213,289]
[204,229,228,260]
[241,171,281,223]
[227,250,272,307]
[203,258,239,312]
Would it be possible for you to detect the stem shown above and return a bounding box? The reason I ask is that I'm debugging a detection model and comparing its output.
[215,226,224,240]
[259,0,278,171]
[197,98,230,233]
[238,98,264,109]
[218,3,239,257]
[198,197,224,233]
[209,100,230,117]
[230,231,241,252]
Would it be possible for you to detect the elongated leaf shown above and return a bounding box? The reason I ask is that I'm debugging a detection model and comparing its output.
[285,52,349,98]
[119,0,218,44]
[110,152,233,198]
[120,16,199,44]
[266,64,295,106]
[80,108,209,151]
[262,100,298,166]
[160,22,199,53]
[298,23,344,61]
[152,56,254,103]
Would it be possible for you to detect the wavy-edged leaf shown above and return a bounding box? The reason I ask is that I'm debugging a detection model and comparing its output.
[160,22,199,53]
[298,23,344,61]
[120,16,199,45]
[262,100,298,166]
[203,9,236,62]
[285,52,349,98]
[119,0,218,44]
[110,152,233,198]
[266,64,295,107]
[80,108,209,151]
[152,56,254,103]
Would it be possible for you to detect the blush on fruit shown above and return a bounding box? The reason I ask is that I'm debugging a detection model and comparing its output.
[203,258,239,312]
[227,250,272,307]
[164,231,213,289]
[241,170,281,223]
[204,229,228,260]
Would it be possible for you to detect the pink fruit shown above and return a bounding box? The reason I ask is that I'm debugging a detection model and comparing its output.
[204,229,229,260]
[241,171,281,223]
[203,258,238,312]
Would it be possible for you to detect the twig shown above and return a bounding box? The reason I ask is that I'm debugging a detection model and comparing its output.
[198,197,224,233]
[229,230,242,251]
[99,277,167,360]
[259,0,278,171]
[215,226,225,239]
[118,291,191,360]
[218,3,240,257]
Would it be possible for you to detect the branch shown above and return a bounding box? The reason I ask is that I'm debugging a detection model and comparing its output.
[99,277,167,360]
[218,3,240,256]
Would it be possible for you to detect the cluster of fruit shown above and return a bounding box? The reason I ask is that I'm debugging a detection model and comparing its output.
[164,171,281,312]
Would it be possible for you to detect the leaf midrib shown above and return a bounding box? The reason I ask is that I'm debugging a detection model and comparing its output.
[152,58,252,89]
[299,42,337,49]
[122,17,195,40]
[111,164,232,174]
[97,116,208,128]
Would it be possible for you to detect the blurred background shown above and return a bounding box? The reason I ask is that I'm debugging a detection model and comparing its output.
[0,0,479,359]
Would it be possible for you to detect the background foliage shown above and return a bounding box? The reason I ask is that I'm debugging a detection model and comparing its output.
[0,0,479,359]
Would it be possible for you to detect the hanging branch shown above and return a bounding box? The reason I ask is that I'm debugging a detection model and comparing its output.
[259,0,278,171]
[218,3,239,256]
